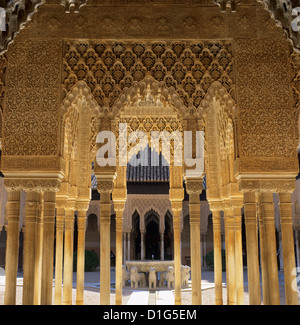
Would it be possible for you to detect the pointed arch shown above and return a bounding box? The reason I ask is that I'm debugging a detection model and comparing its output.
[59,81,100,198]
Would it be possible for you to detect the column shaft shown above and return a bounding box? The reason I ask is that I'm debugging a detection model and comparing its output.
[99,192,111,305]
[114,203,124,306]
[34,192,44,305]
[233,208,244,305]
[160,233,164,260]
[54,207,64,305]
[76,211,87,305]
[259,192,280,305]
[4,190,21,305]
[172,206,182,305]
[189,194,201,305]
[141,232,145,260]
[212,210,223,305]
[63,209,75,305]
[243,192,261,305]
[279,192,298,305]
[224,209,236,305]
[22,191,39,305]
[256,193,269,305]
[127,232,130,260]
[41,191,56,305]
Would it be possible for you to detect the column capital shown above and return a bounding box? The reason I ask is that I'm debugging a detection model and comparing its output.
[208,200,223,212]
[76,199,90,212]
[185,178,203,195]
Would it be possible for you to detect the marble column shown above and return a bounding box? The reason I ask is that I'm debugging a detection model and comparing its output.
[34,192,44,305]
[123,232,126,263]
[278,192,298,305]
[41,191,56,305]
[4,189,21,305]
[170,200,183,306]
[76,208,88,305]
[224,208,236,305]
[63,207,75,305]
[243,192,261,305]
[256,193,270,305]
[160,232,164,260]
[186,180,202,305]
[212,209,223,305]
[54,206,65,305]
[173,207,182,305]
[114,202,125,305]
[141,232,145,260]
[259,192,280,305]
[98,183,113,306]
[127,232,130,261]
[233,206,244,305]
[22,190,39,305]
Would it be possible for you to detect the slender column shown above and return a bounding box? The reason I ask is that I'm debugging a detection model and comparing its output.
[185,178,202,305]
[160,232,164,260]
[233,207,244,305]
[243,192,261,305]
[34,192,44,305]
[278,192,298,305]
[141,232,145,260]
[212,210,223,305]
[41,191,56,305]
[224,208,236,305]
[76,209,87,305]
[98,185,113,305]
[22,190,39,305]
[127,232,130,260]
[54,207,65,305]
[172,206,182,305]
[4,189,21,305]
[256,193,269,305]
[114,202,125,305]
[259,192,280,305]
[63,207,75,305]
[123,232,126,263]
[188,191,202,305]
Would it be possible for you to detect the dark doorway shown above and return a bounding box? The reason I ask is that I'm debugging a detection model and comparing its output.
[145,217,160,260]
[132,211,141,260]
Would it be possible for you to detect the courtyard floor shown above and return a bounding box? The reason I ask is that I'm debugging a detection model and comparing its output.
[0,267,295,305]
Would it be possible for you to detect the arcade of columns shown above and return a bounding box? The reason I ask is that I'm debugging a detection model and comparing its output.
[0,0,299,306]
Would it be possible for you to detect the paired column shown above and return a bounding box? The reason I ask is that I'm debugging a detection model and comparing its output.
[186,178,202,305]
[278,192,298,305]
[76,205,88,305]
[212,209,223,305]
[4,189,21,305]
[243,192,261,305]
[63,204,76,305]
